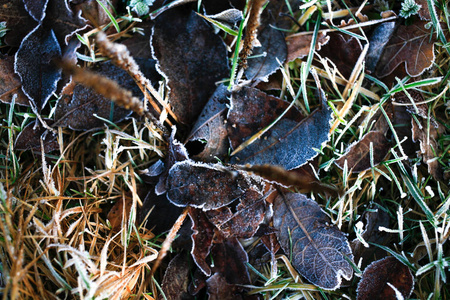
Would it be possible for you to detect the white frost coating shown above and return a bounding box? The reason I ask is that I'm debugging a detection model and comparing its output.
[387,282,405,300]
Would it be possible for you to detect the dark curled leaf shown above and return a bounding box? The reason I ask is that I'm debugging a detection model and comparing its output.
[151,7,229,125]
[273,193,353,290]
[15,24,62,109]
[286,32,329,63]
[161,252,193,300]
[245,25,287,81]
[335,131,391,173]
[376,21,437,78]
[185,84,230,162]
[366,21,396,73]
[54,59,160,130]
[0,55,30,106]
[23,0,48,22]
[0,0,37,46]
[229,89,332,170]
[189,208,215,276]
[357,256,414,300]
[15,120,58,152]
[206,273,241,300]
[166,160,265,210]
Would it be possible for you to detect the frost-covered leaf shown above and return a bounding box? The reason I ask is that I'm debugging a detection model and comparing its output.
[46,0,87,45]
[15,120,58,152]
[376,21,437,77]
[286,32,329,63]
[161,252,192,300]
[0,0,37,46]
[189,208,215,275]
[186,84,230,162]
[166,160,264,210]
[245,25,287,81]
[228,87,332,170]
[23,0,48,22]
[0,54,30,106]
[273,193,353,290]
[15,24,61,109]
[357,256,414,300]
[54,59,159,130]
[151,7,229,125]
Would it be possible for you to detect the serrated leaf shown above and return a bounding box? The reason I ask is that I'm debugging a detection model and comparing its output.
[14,24,62,109]
[273,193,353,290]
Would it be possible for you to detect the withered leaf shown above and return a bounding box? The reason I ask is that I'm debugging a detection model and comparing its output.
[54,59,159,130]
[151,7,229,125]
[245,25,287,81]
[121,20,153,59]
[229,88,332,170]
[366,21,396,73]
[357,256,414,300]
[412,117,444,181]
[286,32,329,63]
[161,252,193,300]
[166,160,265,210]
[107,194,132,232]
[316,33,360,79]
[376,21,437,78]
[416,0,431,20]
[335,131,391,173]
[206,190,265,239]
[14,120,58,152]
[227,86,303,149]
[0,0,37,46]
[273,193,353,290]
[15,24,62,109]
[46,0,87,45]
[0,55,30,106]
[75,0,118,28]
[189,208,215,276]
[23,0,48,22]
[186,84,230,162]
[206,273,241,300]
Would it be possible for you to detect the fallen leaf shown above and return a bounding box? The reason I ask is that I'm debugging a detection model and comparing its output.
[229,87,332,170]
[206,273,242,300]
[0,55,30,106]
[14,24,62,109]
[287,32,330,63]
[245,25,287,81]
[416,0,431,20]
[0,0,37,46]
[335,131,391,173]
[151,7,229,125]
[75,0,118,28]
[189,207,215,276]
[351,207,391,269]
[121,20,153,59]
[46,0,87,45]
[227,86,303,149]
[166,160,265,210]
[316,32,360,78]
[23,0,48,22]
[107,194,132,231]
[357,256,414,300]
[54,59,160,130]
[14,120,58,152]
[376,21,437,78]
[273,192,353,290]
[185,84,230,162]
[161,252,193,300]
[366,21,397,74]
[412,117,444,181]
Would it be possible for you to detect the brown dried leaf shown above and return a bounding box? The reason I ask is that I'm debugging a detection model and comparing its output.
[121,20,153,59]
[0,0,37,46]
[357,256,414,300]
[273,193,353,290]
[317,33,361,78]
[75,0,118,28]
[54,59,159,130]
[335,131,391,173]
[166,160,265,210]
[151,7,229,125]
[228,87,332,170]
[185,84,230,162]
[416,0,431,20]
[160,252,193,300]
[14,120,58,152]
[376,21,437,78]
[0,55,30,106]
[107,194,132,232]
[189,208,215,276]
[286,32,330,63]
